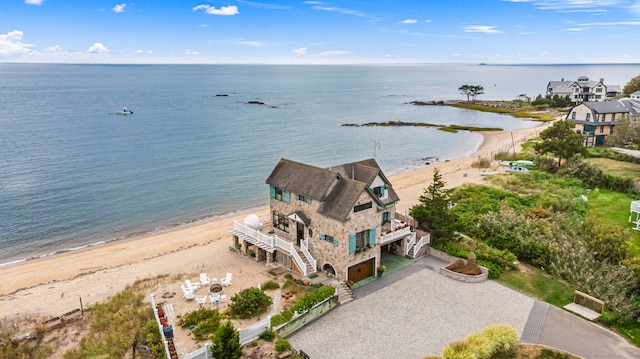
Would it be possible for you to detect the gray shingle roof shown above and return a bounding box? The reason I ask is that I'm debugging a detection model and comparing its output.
[265,158,399,222]
[583,101,629,113]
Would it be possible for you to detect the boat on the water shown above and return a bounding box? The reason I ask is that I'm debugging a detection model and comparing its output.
[116,107,133,115]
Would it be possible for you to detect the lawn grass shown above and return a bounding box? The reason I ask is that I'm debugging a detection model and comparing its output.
[452,103,556,122]
[586,188,640,252]
[497,264,574,308]
[584,158,640,180]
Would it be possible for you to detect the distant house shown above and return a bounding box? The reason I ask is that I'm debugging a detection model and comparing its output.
[547,76,621,103]
[568,101,629,146]
[631,91,640,100]
[229,158,429,285]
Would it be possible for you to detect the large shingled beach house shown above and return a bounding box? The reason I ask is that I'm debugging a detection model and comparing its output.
[230,158,429,285]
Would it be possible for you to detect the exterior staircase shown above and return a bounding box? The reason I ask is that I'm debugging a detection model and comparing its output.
[336,281,355,304]
[296,248,315,276]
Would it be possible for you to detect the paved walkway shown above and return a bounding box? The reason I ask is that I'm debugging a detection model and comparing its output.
[287,255,640,358]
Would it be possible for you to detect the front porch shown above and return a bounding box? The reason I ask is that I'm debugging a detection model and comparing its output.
[349,251,415,289]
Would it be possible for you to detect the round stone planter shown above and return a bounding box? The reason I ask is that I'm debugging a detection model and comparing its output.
[440,264,489,283]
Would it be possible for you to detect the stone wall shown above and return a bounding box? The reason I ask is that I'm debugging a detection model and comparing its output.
[428,246,488,283]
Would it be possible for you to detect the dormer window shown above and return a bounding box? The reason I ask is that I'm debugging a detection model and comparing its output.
[373,186,385,197]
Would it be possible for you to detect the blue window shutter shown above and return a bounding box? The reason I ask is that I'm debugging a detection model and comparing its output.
[307,197,312,205]
[284,190,291,204]
[349,234,356,253]
[369,228,376,246]
[380,186,385,194]
[295,194,300,200]
[333,239,338,246]
[270,186,276,199]
[320,234,325,241]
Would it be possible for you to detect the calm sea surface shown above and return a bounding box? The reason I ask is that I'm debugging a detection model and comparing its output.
[1,63,637,265]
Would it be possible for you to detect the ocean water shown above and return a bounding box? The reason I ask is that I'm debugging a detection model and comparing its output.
[1,63,638,266]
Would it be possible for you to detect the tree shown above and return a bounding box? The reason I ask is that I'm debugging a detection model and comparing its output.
[623,73,640,96]
[409,168,457,242]
[534,120,586,166]
[210,321,242,359]
[604,115,640,148]
[458,84,484,102]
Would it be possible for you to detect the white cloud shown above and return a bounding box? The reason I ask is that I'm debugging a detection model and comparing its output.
[425,19,432,23]
[401,19,418,24]
[198,24,210,28]
[112,3,126,13]
[87,43,109,53]
[632,2,640,15]
[463,25,504,34]
[579,21,640,25]
[309,4,378,20]
[315,50,349,57]
[292,47,307,56]
[193,4,239,15]
[185,50,200,55]
[24,0,44,5]
[237,41,264,47]
[0,30,33,55]
[136,49,153,54]
[566,27,588,31]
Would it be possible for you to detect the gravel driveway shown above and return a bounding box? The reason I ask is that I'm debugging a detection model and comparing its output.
[287,258,534,359]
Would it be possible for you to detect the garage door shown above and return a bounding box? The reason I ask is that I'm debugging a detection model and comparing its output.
[348,258,375,284]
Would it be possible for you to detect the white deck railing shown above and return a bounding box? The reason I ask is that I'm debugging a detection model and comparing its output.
[275,237,308,277]
[233,220,275,249]
[379,225,412,245]
[301,238,316,273]
[412,234,431,258]
[405,232,416,256]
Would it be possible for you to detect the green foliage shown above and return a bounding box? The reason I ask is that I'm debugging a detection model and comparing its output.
[210,321,242,359]
[291,286,335,314]
[534,120,586,166]
[261,280,280,290]
[178,309,222,341]
[532,94,572,108]
[229,287,273,319]
[623,73,640,96]
[458,84,485,101]
[442,325,518,359]
[558,156,637,193]
[275,339,292,352]
[270,309,294,327]
[142,319,167,358]
[498,265,574,307]
[583,213,633,263]
[258,327,276,342]
[410,168,457,242]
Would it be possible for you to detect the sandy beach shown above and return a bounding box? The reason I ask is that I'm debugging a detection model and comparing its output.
[0,122,550,323]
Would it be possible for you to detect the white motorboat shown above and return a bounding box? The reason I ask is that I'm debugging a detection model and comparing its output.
[116,107,133,115]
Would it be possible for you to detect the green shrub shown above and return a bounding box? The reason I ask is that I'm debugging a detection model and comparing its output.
[258,327,276,342]
[291,286,335,314]
[229,287,273,319]
[275,339,291,352]
[270,309,294,327]
[178,308,222,341]
[261,280,280,290]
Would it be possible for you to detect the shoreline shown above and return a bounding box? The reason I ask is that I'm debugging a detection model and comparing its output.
[0,123,550,319]
[0,132,487,269]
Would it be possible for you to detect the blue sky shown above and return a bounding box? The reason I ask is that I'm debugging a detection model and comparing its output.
[1,0,640,64]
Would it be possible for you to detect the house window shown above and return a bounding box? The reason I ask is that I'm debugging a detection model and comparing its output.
[575,88,579,93]
[600,126,604,133]
[381,211,391,225]
[272,211,289,233]
[271,186,290,204]
[355,230,370,250]
[596,88,602,93]
[295,194,311,204]
[373,186,385,197]
[586,113,591,121]
[595,95,601,100]
[571,112,576,120]
[320,234,336,244]
[354,202,373,213]
[611,114,616,122]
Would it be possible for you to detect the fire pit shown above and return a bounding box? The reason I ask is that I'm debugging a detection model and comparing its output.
[209,284,223,293]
